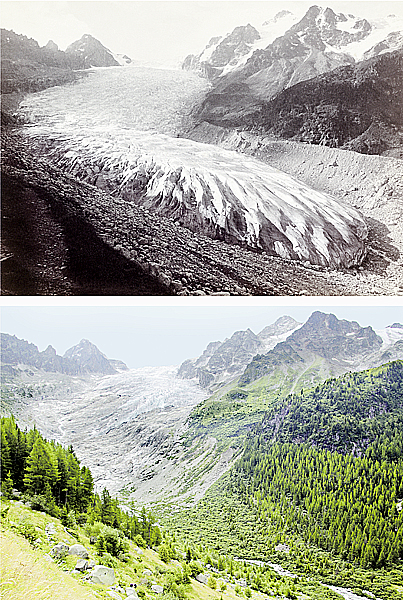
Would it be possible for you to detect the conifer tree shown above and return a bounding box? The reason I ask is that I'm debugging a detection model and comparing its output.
[23,437,59,497]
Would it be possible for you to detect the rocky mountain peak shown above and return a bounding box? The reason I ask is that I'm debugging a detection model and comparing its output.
[45,39,59,52]
[258,316,301,340]
[1,333,126,376]
[389,323,403,329]
[239,312,392,386]
[66,33,120,68]
[42,344,57,356]
[263,10,293,26]
[63,339,116,374]
[283,310,383,359]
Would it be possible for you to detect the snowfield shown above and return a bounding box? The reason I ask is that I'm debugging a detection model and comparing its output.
[19,65,367,267]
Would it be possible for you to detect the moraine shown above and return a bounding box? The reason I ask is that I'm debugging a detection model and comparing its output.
[18,65,367,268]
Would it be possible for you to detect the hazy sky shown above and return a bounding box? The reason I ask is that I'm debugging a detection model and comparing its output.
[2,1,403,65]
[1,302,402,368]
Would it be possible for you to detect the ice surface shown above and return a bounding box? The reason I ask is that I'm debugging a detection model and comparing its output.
[20,66,367,267]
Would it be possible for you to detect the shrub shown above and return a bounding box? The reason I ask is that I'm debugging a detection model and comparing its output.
[134,534,147,548]
[96,525,128,557]
[189,561,203,578]
[98,551,117,568]
[208,576,217,589]
[16,522,39,544]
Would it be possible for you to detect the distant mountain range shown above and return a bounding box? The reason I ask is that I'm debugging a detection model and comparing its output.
[184,6,403,156]
[2,311,403,500]
[0,333,127,377]
[1,28,131,95]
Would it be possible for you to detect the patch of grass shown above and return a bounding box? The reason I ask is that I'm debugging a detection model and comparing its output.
[0,529,98,600]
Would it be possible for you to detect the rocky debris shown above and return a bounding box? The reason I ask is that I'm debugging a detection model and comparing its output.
[68,543,89,559]
[45,523,56,544]
[2,130,364,296]
[49,542,69,559]
[151,584,164,594]
[91,565,116,585]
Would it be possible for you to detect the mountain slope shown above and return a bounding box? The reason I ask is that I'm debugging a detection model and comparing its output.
[178,316,301,389]
[1,28,130,100]
[187,6,403,156]
[185,313,403,449]
[65,34,123,68]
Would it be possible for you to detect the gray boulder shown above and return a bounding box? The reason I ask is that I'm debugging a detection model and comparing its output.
[91,565,116,586]
[68,543,89,559]
[50,542,69,558]
[125,585,138,598]
[75,558,89,571]
[196,574,208,585]
[143,569,153,577]
[151,584,164,594]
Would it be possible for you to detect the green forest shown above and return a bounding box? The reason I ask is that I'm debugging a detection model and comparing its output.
[164,361,403,600]
[1,415,162,551]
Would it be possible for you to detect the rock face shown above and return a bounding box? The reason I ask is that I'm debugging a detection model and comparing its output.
[178,316,301,389]
[0,333,126,376]
[239,310,385,385]
[65,34,122,68]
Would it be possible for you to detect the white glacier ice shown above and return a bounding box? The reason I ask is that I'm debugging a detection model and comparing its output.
[19,66,367,268]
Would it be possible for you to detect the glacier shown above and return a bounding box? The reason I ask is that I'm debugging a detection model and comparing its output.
[20,66,367,268]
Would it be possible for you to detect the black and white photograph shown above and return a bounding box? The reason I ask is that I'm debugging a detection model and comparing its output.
[2,1,403,295]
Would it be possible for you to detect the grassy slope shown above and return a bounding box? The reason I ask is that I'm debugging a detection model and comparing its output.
[0,499,272,600]
[185,357,330,451]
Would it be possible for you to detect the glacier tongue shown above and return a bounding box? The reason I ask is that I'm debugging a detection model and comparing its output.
[28,124,367,268]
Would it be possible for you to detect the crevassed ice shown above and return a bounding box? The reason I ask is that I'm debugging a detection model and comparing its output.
[20,66,367,267]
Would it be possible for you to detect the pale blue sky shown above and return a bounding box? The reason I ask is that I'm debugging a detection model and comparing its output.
[1,304,402,367]
[2,1,403,66]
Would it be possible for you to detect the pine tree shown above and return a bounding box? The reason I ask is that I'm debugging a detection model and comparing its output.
[23,438,59,497]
